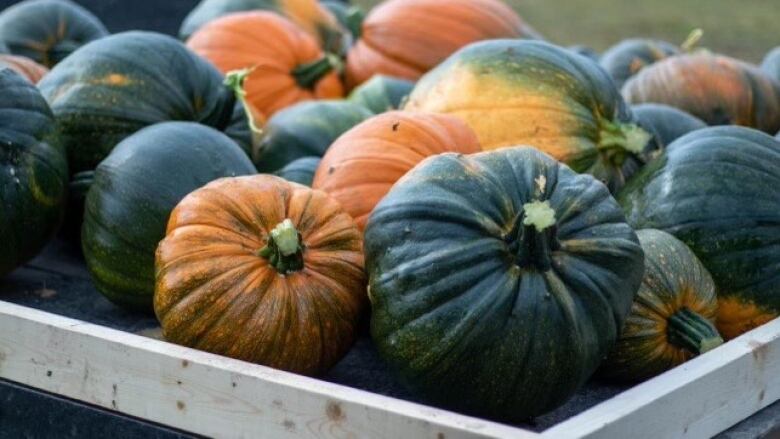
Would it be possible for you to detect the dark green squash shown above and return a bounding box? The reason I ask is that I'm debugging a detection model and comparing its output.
[568,45,600,62]
[273,157,320,186]
[632,103,706,149]
[619,126,780,340]
[0,0,108,68]
[601,229,722,382]
[366,147,644,421]
[0,68,68,276]
[347,75,414,114]
[38,31,251,176]
[254,100,372,172]
[599,39,679,89]
[82,122,256,311]
[761,47,780,83]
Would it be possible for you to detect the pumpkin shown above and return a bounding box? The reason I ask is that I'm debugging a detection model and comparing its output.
[0,54,48,83]
[155,175,366,375]
[0,68,68,276]
[619,126,780,340]
[0,0,108,68]
[405,39,652,194]
[82,122,256,311]
[599,39,679,89]
[313,111,481,230]
[761,47,780,83]
[632,103,706,148]
[345,0,541,89]
[365,147,644,421]
[187,12,344,121]
[601,229,722,382]
[347,75,414,114]
[568,45,600,62]
[623,52,780,134]
[254,100,371,172]
[179,0,346,54]
[274,156,320,186]
[38,31,251,175]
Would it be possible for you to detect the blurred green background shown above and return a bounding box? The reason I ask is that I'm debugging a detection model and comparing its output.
[353,0,779,62]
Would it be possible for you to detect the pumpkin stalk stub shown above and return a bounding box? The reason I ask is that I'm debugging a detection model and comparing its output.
[224,67,264,135]
[598,121,651,165]
[680,28,704,52]
[345,7,365,39]
[516,200,559,271]
[258,219,305,274]
[293,54,341,90]
[667,307,724,355]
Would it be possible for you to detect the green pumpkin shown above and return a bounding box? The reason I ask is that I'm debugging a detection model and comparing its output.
[38,31,251,176]
[568,45,600,62]
[632,103,706,149]
[254,100,371,172]
[619,126,780,341]
[348,75,414,114]
[0,0,108,68]
[366,147,644,421]
[0,68,68,276]
[761,47,780,83]
[82,122,256,311]
[599,39,679,89]
[601,229,722,382]
[273,157,320,186]
[405,39,653,194]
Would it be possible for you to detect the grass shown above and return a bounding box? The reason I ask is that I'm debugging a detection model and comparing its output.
[352,0,779,63]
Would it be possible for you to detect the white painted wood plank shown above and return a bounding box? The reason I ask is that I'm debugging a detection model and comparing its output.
[0,301,537,439]
[543,318,780,439]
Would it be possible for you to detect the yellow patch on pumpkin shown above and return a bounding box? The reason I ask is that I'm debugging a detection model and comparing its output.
[405,67,588,161]
[717,296,777,340]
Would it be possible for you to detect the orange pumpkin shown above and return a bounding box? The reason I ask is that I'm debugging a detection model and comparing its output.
[187,11,343,119]
[155,175,366,375]
[345,0,541,89]
[623,52,780,134]
[312,111,481,230]
[0,54,48,83]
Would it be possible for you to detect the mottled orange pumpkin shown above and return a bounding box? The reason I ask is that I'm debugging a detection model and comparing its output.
[187,11,343,119]
[154,175,367,376]
[623,52,780,134]
[345,0,540,89]
[312,111,481,230]
[0,54,48,83]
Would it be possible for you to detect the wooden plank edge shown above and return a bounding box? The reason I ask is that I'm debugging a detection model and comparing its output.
[543,318,780,439]
[0,301,537,439]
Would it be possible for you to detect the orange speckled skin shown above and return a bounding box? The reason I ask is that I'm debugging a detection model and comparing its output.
[0,55,48,84]
[601,229,720,382]
[312,111,481,230]
[187,11,343,120]
[154,175,366,376]
[345,0,540,89]
[623,52,780,134]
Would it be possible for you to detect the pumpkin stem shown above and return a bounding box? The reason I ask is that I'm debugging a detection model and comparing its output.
[667,307,723,355]
[257,219,305,274]
[680,28,704,52]
[514,200,559,271]
[224,67,264,135]
[293,54,340,90]
[345,7,365,40]
[598,121,651,165]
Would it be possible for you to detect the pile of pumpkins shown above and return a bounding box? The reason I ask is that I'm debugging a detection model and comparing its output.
[1,0,779,423]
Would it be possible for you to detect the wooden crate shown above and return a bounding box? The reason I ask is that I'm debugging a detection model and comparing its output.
[1,298,778,439]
